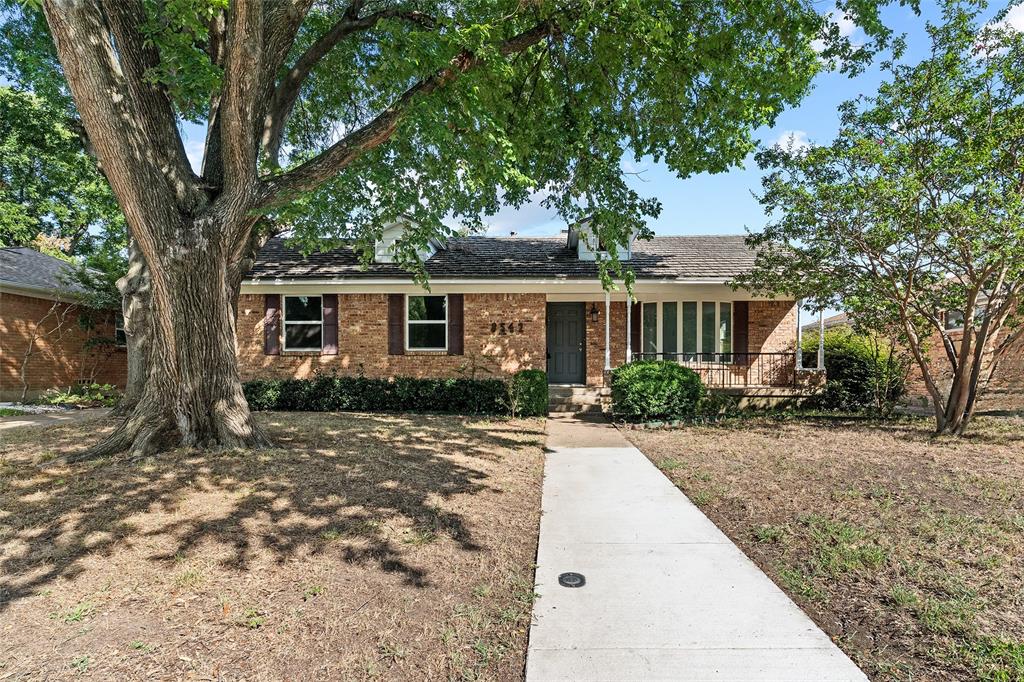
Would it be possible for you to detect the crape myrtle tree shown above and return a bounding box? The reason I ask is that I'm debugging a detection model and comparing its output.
[738,2,1024,435]
[18,0,898,457]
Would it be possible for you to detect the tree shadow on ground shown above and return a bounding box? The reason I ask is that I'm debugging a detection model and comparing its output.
[0,412,545,612]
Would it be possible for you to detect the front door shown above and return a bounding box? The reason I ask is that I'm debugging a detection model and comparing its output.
[546,303,586,384]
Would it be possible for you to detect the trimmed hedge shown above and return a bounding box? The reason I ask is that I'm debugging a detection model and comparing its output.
[244,370,548,417]
[506,369,548,417]
[610,360,705,421]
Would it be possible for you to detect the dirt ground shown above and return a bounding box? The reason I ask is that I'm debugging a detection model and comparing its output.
[0,412,545,680]
[628,416,1024,682]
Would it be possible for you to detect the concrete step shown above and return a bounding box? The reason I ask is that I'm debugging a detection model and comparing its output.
[547,402,605,414]
[548,385,611,398]
[549,395,603,406]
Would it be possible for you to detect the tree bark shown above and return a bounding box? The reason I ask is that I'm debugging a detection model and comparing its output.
[112,240,149,416]
[79,217,271,460]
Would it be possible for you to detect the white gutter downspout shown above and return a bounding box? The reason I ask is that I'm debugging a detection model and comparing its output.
[795,300,804,370]
[604,290,611,371]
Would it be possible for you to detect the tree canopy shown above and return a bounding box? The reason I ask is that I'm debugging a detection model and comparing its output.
[8,0,907,455]
[739,2,1024,433]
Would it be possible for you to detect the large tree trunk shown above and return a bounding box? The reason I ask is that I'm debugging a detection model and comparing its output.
[79,219,270,460]
[112,239,150,416]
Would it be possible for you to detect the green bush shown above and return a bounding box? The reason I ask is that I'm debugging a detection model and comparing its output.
[802,327,908,412]
[243,371,533,416]
[34,383,121,408]
[506,369,548,417]
[610,360,705,421]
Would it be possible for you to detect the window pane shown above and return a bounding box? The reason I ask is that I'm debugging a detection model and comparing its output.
[408,295,446,321]
[702,302,716,356]
[642,303,657,354]
[945,310,964,329]
[662,302,677,355]
[285,296,321,322]
[682,302,697,356]
[408,323,446,349]
[285,323,322,349]
[719,302,732,355]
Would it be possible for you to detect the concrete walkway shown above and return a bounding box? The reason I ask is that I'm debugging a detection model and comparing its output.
[0,408,111,433]
[526,414,867,681]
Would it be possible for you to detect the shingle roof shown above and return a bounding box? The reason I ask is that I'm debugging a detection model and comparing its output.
[247,235,757,281]
[0,247,88,295]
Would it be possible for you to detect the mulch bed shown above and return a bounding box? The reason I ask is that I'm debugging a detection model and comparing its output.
[0,412,545,680]
[627,415,1024,681]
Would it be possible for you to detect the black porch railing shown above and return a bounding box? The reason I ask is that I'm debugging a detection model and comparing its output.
[629,352,798,387]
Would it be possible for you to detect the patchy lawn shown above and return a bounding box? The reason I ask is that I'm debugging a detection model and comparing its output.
[627,416,1024,682]
[0,412,545,680]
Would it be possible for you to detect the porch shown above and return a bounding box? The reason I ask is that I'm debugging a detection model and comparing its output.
[545,292,825,392]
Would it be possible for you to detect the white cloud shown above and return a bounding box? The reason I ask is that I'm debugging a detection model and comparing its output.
[773,130,811,152]
[812,8,859,53]
[977,5,1023,57]
[992,4,1024,32]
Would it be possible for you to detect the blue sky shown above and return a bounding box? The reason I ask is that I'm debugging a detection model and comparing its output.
[174,3,1022,242]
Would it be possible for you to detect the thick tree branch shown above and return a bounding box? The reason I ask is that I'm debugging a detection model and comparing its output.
[261,4,438,168]
[42,0,201,249]
[257,20,556,206]
[218,0,265,198]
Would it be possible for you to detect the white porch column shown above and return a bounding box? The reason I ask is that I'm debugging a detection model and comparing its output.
[817,309,825,370]
[625,294,632,363]
[795,300,804,370]
[604,290,612,370]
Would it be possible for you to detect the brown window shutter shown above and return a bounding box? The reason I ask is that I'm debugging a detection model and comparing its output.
[447,294,464,355]
[264,294,281,355]
[630,301,642,355]
[733,301,749,360]
[322,293,338,355]
[388,294,405,355]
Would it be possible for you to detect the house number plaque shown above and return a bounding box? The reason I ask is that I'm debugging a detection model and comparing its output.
[491,321,525,335]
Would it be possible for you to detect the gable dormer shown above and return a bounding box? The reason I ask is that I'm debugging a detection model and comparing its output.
[568,218,635,261]
[373,220,441,264]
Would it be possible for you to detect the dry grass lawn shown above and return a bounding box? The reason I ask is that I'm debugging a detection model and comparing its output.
[628,416,1024,682]
[0,412,545,680]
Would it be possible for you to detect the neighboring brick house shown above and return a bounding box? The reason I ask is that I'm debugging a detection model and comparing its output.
[806,312,1024,413]
[239,223,812,403]
[905,312,1024,413]
[0,247,127,401]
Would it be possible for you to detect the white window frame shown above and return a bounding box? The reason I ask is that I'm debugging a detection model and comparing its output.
[405,294,448,352]
[114,313,127,348]
[282,295,324,352]
[640,300,733,361]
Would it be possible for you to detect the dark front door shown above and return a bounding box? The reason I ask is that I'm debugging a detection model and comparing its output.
[546,303,586,384]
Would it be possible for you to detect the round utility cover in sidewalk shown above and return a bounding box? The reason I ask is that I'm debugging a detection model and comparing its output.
[558,572,586,588]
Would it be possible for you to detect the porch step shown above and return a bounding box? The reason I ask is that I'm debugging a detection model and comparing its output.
[548,385,610,414]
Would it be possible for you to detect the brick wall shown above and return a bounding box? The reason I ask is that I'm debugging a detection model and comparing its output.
[237,293,800,390]
[237,293,546,381]
[906,328,1024,412]
[0,291,127,400]
[748,300,797,353]
[584,301,627,386]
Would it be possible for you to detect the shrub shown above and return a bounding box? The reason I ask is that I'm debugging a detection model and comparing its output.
[802,327,909,412]
[506,369,548,417]
[242,372,518,416]
[34,383,120,408]
[610,360,705,421]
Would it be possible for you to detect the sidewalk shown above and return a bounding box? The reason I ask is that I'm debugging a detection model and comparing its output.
[526,414,867,681]
[0,408,111,433]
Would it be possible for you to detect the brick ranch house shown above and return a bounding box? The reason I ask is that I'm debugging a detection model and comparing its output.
[239,224,822,407]
[0,247,127,401]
